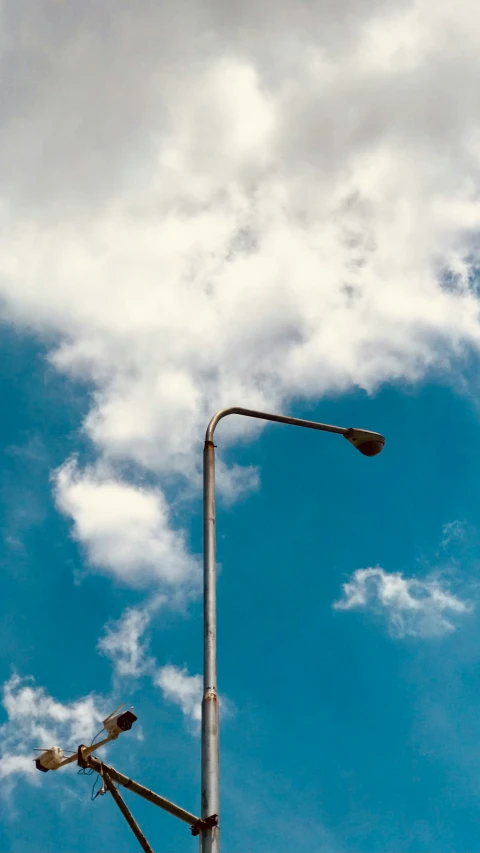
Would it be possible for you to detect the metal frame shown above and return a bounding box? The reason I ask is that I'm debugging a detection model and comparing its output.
[78,748,217,848]
[101,769,155,853]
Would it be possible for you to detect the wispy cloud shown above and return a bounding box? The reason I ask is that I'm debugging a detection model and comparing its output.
[98,607,229,731]
[97,603,210,731]
[97,607,155,679]
[0,654,215,793]
[441,520,466,549]
[333,567,472,638]
[154,666,202,727]
[0,675,103,786]
[153,664,234,731]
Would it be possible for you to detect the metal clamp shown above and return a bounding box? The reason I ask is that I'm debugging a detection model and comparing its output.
[190,814,219,836]
[77,745,89,769]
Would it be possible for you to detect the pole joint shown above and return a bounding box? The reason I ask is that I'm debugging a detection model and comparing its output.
[190,814,219,837]
[77,744,89,769]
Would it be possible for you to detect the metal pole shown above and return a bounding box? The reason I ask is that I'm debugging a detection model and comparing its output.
[102,769,155,853]
[201,439,219,853]
[200,407,385,853]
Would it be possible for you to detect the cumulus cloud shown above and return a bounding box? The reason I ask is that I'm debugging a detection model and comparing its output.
[53,459,200,590]
[0,0,480,497]
[0,674,103,784]
[1,2,480,632]
[333,567,472,637]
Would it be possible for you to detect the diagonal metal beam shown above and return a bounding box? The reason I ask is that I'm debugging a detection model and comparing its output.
[78,748,216,836]
[102,768,154,853]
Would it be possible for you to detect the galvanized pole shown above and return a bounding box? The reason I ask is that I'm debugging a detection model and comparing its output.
[201,437,220,853]
[200,407,385,853]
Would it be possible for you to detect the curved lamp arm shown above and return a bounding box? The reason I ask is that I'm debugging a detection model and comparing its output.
[206,406,385,456]
[206,406,346,442]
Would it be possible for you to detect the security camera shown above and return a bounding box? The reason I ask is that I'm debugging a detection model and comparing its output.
[104,710,137,737]
[343,427,385,457]
[103,703,137,739]
[34,746,65,773]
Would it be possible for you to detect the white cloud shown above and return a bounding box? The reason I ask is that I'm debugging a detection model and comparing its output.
[0,674,103,784]
[333,567,472,638]
[441,520,466,549]
[154,664,234,729]
[97,607,155,679]
[215,459,260,505]
[0,0,480,499]
[1,3,480,631]
[98,607,236,729]
[2,0,480,822]
[0,754,35,783]
[154,666,202,726]
[53,459,200,590]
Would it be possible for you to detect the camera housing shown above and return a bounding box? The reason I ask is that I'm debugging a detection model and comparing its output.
[32,702,138,774]
[103,706,137,739]
[34,746,65,773]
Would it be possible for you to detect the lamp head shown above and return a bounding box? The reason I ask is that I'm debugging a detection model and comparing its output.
[343,427,385,457]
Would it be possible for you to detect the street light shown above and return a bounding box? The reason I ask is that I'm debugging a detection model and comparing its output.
[29,407,384,853]
[201,407,385,853]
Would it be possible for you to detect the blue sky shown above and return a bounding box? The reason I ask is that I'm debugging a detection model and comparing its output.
[3,2,480,852]
[2,328,480,852]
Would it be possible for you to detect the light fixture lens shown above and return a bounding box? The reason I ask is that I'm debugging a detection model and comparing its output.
[343,428,385,456]
[356,439,384,457]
